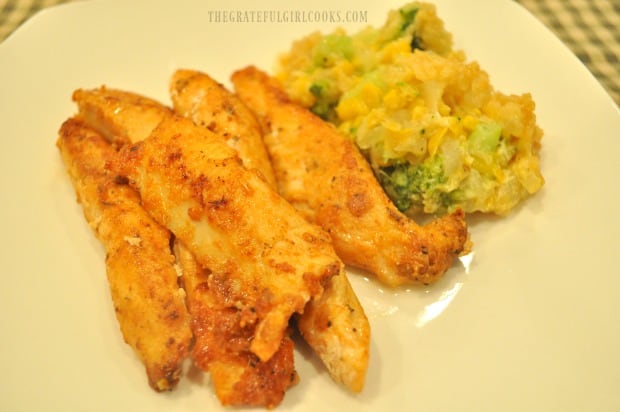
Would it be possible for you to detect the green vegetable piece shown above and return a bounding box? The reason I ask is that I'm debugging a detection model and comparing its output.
[377,156,447,213]
[399,6,419,34]
[378,163,413,212]
[308,80,339,121]
[377,3,419,44]
[468,122,503,153]
[361,70,387,88]
[312,34,354,67]
[309,80,327,98]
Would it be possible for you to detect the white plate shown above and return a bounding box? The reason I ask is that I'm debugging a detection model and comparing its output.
[1,0,619,411]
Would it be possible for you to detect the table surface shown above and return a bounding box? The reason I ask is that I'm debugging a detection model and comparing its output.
[1,0,619,107]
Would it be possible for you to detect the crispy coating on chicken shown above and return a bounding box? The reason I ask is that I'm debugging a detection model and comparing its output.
[169,69,277,187]
[173,240,298,408]
[56,117,192,391]
[72,87,175,145]
[295,270,369,392]
[111,112,341,363]
[232,66,470,287]
[66,83,372,401]
[167,70,371,392]
[71,86,339,406]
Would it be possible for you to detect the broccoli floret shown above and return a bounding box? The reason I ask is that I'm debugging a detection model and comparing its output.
[309,80,339,121]
[398,5,425,51]
[379,3,420,43]
[398,6,419,35]
[377,155,448,213]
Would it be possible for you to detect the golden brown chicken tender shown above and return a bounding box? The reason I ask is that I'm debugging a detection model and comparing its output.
[56,117,192,391]
[169,69,277,187]
[72,87,175,145]
[173,240,298,408]
[295,270,369,392]
[232,66,470,287]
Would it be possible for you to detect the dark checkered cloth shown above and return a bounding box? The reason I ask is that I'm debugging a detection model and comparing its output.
[0,0,77,39]
[518,0,619,106]
[1,0,619,106]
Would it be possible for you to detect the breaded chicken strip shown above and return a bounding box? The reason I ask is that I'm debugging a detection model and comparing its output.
[109,111,340,363]
[72,87,174,145]
[232,66,470,287]
[167,70,370,392]
[169,69,277,187]
[72,86,329,405]
[56,117,192,391]
[295,270,369,392]
[168,74,298,403]
[173,240,298,408]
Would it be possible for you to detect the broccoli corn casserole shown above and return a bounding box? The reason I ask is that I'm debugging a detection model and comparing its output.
[276,2,544,216]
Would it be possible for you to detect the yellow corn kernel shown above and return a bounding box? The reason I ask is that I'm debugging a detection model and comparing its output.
[428,127,447,156]
[461,115,478,132]
[336,83,381,120]
[412,105,427,120]
[336,98,365,120]
[334,60,355,76]
[438,101,451,116]
[447,116,462,136]
[380,39,410,62]
[383,88,402,109]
